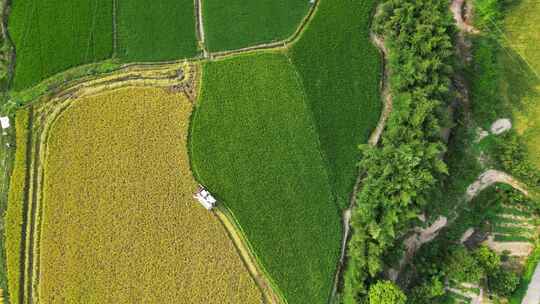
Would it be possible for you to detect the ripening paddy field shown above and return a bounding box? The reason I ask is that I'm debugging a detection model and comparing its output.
[38,87,262,303]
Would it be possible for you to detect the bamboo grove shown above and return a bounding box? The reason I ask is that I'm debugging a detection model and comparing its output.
[343,0,456,302]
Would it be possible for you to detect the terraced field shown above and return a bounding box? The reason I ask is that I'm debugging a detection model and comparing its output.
[38,87,262,303]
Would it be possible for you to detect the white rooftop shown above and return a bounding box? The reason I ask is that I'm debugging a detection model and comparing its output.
[0,117,10,129]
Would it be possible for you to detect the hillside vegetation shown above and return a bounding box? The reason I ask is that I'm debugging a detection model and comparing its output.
[343,0,455,302]
[39,88,261,303]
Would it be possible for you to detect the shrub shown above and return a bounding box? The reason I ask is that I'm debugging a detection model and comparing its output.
[368,281,406,304]
[488,269,519,296]
[474,245,501,273]
[444,246,483,283]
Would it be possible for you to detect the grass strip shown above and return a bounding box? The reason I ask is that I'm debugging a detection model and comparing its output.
[4,109,30,304]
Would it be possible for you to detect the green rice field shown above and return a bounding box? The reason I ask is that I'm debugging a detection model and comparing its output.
[289,0,381,208]
[190,52,342,304]
[9,0,113,90]
[203,0,310,52]
[116,0,198,61]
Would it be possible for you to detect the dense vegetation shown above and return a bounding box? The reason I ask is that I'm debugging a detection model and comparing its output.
[5,109,29,304]
[9,0,113,90]
[190,53,341,304]
[40,88,261,303]
[404,186,538,303]
[343,0,455,302]
[117,0,198,61]
[203,0,309,52]
[289,0,381,209]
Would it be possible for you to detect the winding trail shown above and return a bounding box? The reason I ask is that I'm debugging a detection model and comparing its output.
[465,169,529,201]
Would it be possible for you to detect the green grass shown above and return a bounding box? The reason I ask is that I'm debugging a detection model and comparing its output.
[4,109,30,304]
[190,52,341,304]
[288,0,381,208]
[203,0,310,52]
[503,0,540,170]
[9,0,113,90]
[117,0,198,61]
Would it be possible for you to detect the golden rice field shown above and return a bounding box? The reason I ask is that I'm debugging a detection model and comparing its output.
[38,87,262,303]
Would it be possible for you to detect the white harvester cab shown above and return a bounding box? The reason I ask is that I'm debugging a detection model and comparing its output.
[194,185,217,210]
[0,116,10,136]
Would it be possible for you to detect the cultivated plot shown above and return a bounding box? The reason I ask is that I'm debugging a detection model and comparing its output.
[38,87,262,303]
[203,0,310,52]
[116,0,199,61]
[9,0,113,90]
[190,52,342,304]
[289,0,381,208]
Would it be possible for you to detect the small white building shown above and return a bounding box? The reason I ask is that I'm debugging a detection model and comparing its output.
[0,117,10,130]
[194,185,217,210]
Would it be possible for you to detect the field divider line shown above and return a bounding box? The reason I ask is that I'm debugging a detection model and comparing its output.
[194,0,207,57]
[213,206,286,304]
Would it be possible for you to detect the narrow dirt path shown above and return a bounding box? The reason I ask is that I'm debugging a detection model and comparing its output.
[465,169,529,201]
[368,33,392,146]
[450,0,478,34]
[194,0,208,57]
